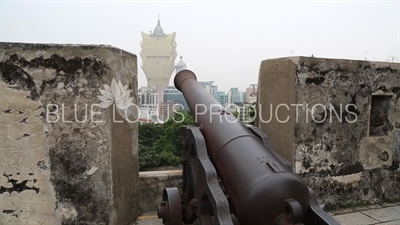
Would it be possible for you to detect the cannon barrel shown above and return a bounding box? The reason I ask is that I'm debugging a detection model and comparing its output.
[174,70,311,225]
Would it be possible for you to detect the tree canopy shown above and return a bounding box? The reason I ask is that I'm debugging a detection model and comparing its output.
[138,110,195,170]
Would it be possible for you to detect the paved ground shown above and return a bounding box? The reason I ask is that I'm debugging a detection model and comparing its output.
[132,202,400,225]
[329,203,400,225]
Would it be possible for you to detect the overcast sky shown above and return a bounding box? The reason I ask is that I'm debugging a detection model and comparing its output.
[1,0,399,92]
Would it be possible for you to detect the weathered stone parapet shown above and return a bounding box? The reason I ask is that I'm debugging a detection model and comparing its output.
[257,56,400,205]
[0,42,139,225]
[139,170,182,212]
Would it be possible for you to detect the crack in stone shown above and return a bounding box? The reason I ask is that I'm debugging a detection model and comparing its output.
[2,209,18,218]
[15,133,30,140]
[19,117,29,124]
[33,106,42,111]
[0,173,40,194]
[1,110,25,114]
[2,209,15,214]
[3,172,12,179]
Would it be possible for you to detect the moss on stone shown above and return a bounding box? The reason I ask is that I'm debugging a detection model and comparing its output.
[323,200,372,212]
[382,194,400,204]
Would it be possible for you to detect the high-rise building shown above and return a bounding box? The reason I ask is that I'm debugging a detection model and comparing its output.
[138,86,159,108]
[160,101,183,122]
[230,87,241,105]
[140,18,177,88]
[163,86,189,110]
[199,81,218,100]
[246,84,258,103]
[240,92,246,103]
[217,91,227,107]
[137,86,160,123]
[248,94,257,104]
[226,87,242,110]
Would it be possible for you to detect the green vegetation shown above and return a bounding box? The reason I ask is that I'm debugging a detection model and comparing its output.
[138,110,195,171]
[139,105,257,170]
[247,104,256,125]
[232,103,256,125]
[323,200,372,212]
[382,193,400,204]
[324,195,400,212]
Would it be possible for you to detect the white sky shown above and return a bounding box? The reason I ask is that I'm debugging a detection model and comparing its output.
[1,0,399,92]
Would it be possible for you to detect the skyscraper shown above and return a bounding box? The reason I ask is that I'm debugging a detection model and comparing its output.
[246,84,258,103]
[199,81,218,100]
[140,17,177,88]
[229,87,241,104]
[163,86,189,111]
[217,91,228,107]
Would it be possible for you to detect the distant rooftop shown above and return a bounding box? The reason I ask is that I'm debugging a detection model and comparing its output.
[175,56,187,74]
[150,15,166,37]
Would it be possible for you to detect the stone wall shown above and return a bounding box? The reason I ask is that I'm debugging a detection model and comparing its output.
[139,170,182,212]
[0,42,139,225]
[257,56,400,206]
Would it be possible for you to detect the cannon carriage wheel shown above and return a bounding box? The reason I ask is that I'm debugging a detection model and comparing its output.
[157,187,183,225]
[158,126,234,225]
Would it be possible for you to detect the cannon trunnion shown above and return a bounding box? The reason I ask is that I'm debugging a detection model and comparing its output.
[157,70,340,225]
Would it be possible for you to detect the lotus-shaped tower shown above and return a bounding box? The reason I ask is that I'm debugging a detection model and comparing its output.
[140,18,177,88]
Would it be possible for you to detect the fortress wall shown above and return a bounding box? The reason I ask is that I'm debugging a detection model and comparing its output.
[257,57,400,205]
[0,42,139,225]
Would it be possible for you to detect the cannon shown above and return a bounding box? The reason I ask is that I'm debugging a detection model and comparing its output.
[157,70,340,225]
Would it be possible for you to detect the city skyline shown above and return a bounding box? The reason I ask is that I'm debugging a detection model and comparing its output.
[2,2,398,91]
[151,54,250,93]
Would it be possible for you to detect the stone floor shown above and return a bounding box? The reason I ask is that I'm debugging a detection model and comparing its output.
[133,202,400,225]
[329,202,400,225]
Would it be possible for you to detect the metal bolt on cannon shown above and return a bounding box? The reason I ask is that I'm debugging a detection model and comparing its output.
[157,70,341,225]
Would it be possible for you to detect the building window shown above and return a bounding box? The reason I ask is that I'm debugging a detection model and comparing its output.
[369,95,393,136]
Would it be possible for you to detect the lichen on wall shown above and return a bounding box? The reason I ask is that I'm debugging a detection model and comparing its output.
[294,60,400,172]
[0,42,139,225]
[257,57,400,206]
[294,58,400,204]
[0,77,60,224]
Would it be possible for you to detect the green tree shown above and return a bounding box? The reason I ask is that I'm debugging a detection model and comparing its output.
[247,104,256,125]
[153,110,195,165]
[138,110,195,170]
[138,123,162,146]
[232,110,240,119]
[138,144,161,169]
[231,103,256,125]
[138,123,163,170]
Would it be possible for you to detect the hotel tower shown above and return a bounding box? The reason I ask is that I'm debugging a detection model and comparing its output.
[140,18,177,88]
